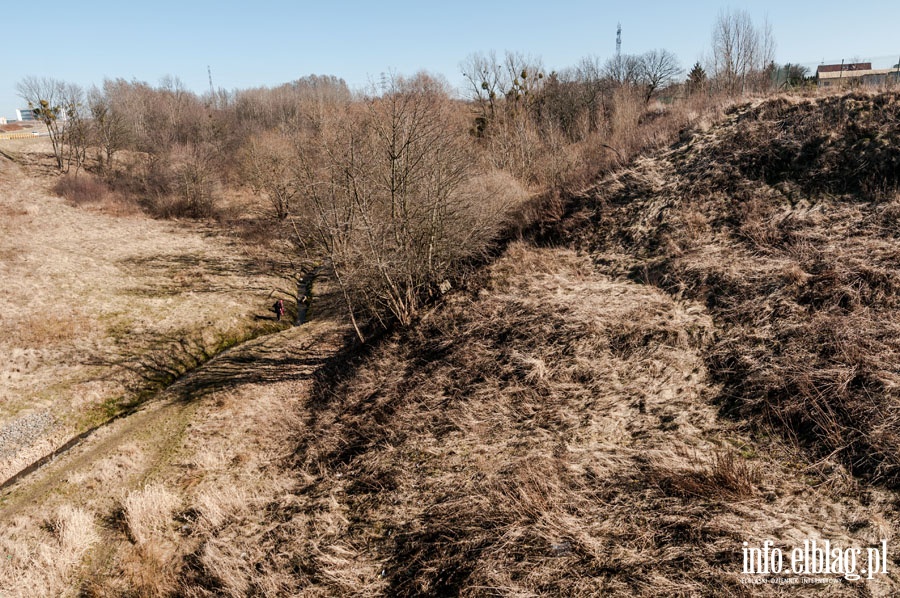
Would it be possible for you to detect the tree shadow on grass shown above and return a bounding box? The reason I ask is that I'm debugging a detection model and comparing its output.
[169,335,333,401]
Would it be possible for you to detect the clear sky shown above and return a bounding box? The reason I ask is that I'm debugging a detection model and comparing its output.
[3,1,899,119]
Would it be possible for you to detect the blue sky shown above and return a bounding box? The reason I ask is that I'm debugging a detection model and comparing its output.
[3,1,899,119]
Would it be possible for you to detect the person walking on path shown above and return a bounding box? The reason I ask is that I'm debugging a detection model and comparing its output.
[274,298,285,322]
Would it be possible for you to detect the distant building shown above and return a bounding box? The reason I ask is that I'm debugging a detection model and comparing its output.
[817,62,871,74]
[816,62,900,87]
[15,108,35,121]
[0,117,6,125]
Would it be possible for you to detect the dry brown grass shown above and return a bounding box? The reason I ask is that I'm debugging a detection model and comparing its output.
[565,91,900,489]
[170,243,898,596]
[556,92,729,195]
[8,91,900,597]
[653,450,760,500]
[0,158,291,482]
[114,484,183,596]
[0,135,303,598]
[123,483,180,546]
[0,505,99,597]
[12,312,95,348]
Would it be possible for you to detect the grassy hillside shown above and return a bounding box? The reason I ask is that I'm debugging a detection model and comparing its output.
[562,91,900,488]
[4,92,900,597]
[0,142,293,484]
[174,241,892,596]
[0,140,303,596]
[174,91,900,595]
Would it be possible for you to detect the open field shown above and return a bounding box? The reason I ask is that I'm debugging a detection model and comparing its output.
[0,139,292,485]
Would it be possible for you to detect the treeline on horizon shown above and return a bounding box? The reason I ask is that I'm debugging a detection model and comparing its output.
[18,9,794,335]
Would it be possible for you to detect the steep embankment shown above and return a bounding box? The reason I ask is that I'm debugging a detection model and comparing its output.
[562,92,900,488]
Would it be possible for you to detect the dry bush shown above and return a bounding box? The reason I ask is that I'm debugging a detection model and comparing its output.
[52,173,110,205]
[138,143,221,219]
[238,130,298,219]
[609,85,645,154]
[167,143,221,218]
[50,171,150,217]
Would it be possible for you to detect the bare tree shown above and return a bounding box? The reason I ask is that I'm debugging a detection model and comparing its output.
[87,82,130,172]
[240,130,298,219]
[710,9,776,94]
[461,51,544,135]
[16,76,66,169]
[461,51,507,127]
[16,77,93,173]
[502,51,545,104]
[298,72,504,337]
[604,53,642,86]
[637,49,682,102]
[572,55,609,132]
[60,82,90,174]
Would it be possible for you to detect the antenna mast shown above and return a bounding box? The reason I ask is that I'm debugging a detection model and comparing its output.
[207,65,216,107]
[616,23,622,57]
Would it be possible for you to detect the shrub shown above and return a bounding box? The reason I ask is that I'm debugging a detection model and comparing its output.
[52,173,110,205]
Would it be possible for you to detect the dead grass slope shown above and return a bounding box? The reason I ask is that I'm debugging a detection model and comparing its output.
[559,91,900,488]
[175,243,897,596]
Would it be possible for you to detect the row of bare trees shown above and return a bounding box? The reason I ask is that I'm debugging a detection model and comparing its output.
[16,10,777,334]
[241,73,519,337]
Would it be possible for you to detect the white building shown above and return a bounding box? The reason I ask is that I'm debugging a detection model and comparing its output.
[15,108,36,121]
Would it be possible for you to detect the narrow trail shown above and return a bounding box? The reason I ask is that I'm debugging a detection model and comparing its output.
[0,271,329,507]
[0,318,346,519]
